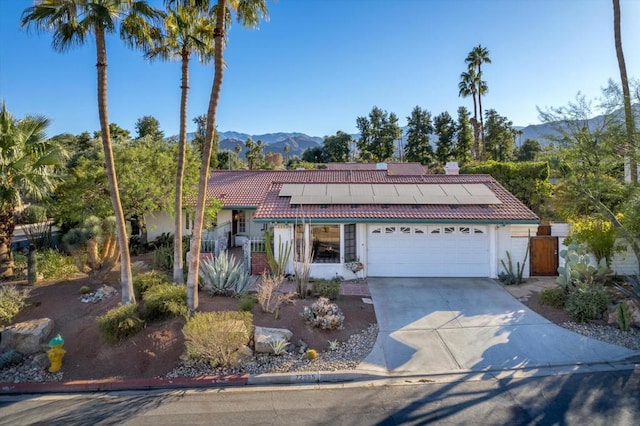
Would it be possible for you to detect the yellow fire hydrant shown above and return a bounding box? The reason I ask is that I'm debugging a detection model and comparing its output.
[47,334,66,373]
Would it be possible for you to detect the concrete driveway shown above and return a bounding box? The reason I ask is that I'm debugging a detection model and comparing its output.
[359,278,639,375]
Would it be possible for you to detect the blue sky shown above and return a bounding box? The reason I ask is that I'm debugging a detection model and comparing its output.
[1,0,638,139]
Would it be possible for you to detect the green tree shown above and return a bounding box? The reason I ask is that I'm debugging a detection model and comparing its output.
[22,0,162,304]
[516,138,542,162]
[454,106,473,165]
[142,3,215,283]
[323,131,351,163]
[356,106,401,162]
[484,109,516,162]
[434,111,456,165]
[0,104,66,278]
[217,149,243,170]
[134,115,164,140]
[184,0,268,310]
[465,45,491,159]
[244,137,264,170]
[301,146,326,163]
[613,0,637,183]
[404,105,434,166]
[458,70,480,160]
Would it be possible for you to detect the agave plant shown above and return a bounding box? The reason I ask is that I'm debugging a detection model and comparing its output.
[615,275,640,303]
[199,251,250,296]
[268,338,290,356]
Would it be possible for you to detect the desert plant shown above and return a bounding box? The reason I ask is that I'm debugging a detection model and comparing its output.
[539,287,566,308]
[182,311,253,368]
[0,350,23,369]
[499,240,529,285]
[36,249,76,280]
[265,229,292,277]
[21,205,47,224]
[301,297,345,330]
[23,221,53,250]
[133,270,170,299]
[328,339,340,351]
[269,338,290,356]
[199,252,250,296]
[557,242,612,290]
[63,216,119,280]
[12,252,27,275]
[616,302,632,332]
[96,303,144,344]
[142,283,188,321]
[256,273,296,315]
[152,244,174,272]
[306,349,318,360]
[79,286,91,295]
[565,283,610,323]
[238,294,256,312]
[293,234,313,299]
[0,285,31,324]
[614,275,640,303]
[312,279,340,300]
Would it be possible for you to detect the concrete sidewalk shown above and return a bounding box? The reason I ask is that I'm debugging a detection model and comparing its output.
[359,278,640,375]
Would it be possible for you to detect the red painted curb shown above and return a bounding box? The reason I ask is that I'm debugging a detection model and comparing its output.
[0,374,248,395]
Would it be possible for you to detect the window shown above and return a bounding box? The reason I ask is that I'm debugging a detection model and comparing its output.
[459,227,470,234]
[294,223,305,255]
[385,226,396,234]
[473,227,485,234]
[414,227,426,234]
[344,224,356,262]
[311,225,340,263]
[237,211,246,233]
[430,227,441,234]
[371,227,382,234]
[400,226,411,234]
[444,227,455,234]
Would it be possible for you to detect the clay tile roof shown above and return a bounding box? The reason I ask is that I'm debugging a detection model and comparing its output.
[325,162,427,175]
[206,170,539,223]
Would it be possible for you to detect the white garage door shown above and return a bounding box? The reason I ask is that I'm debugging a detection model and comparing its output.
[367,224,490,277]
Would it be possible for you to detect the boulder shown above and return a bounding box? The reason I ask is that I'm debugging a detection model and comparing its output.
[254,326,293,354]
[0,318,54,355]
[607,300,640,328]
[236,345,254,364]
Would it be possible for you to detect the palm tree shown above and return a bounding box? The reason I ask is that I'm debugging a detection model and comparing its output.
[458,70,480,160]
[181,0,268,310]
[21,0,162,304]
[465,45,491,159]
[613,0,637,184]
[0,103,66,278]
[142,3,215,284]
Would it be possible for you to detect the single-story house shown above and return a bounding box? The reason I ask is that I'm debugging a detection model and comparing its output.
[148,164,540,279]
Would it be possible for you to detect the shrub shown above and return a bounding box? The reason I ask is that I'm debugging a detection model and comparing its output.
[0,285,31,324]
[183,311,253,368]
[152,245,174,272]
[79,286,91,295]
[565,284,610,323]
[142,283,188,321]
[199,252,250,296]
[21,205,47,224]
[96,303,144,344]
[312,279,340,300]
[566,216,620,266]
[256,274,296,314]
[0,350,23,369]
[539,287,566,308]
[239,294,256,312]
[301,297,344,330]
[37,249,77,280]
[13,252,27,275]
[133,270,170,299]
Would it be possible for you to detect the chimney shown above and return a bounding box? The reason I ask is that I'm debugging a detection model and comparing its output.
[445,162,460,175]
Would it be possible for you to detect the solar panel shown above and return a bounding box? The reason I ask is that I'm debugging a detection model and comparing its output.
[417,184,447,196]
[351,184,374,195]
[279,184,304,196]
[371,184,397,196]
[303,184,328,196]
[331,194,354,204]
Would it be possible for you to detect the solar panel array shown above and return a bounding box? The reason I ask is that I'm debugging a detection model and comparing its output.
[279,183,502,205]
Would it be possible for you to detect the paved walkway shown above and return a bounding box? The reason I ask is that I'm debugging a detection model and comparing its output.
[359,278,639,375]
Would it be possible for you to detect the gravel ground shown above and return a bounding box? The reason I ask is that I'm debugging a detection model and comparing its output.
[3,320,640,384]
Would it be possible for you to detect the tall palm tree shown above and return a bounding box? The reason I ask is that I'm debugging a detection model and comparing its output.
[0,103,66,278]
[458,70,480,160]
[21,0,162,304]
[180,0,268,310]
[465,45,491,159]
[613,0,637,184]
[143,3,215,284]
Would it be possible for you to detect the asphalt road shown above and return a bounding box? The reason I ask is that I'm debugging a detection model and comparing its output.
[1,369,638,425]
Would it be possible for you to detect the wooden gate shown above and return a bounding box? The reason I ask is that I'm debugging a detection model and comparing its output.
[530,236,558,276]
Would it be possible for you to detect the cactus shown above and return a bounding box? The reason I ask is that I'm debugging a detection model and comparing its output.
[556,242,611,289]
[616,302,632,332]
[0,350,23,369]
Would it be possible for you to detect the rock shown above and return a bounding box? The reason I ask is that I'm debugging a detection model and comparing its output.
[607,300,640,328]
[80,285,118,303]
[33,352,50,370]
[0,318,54,355]
[254,326,293,354]
[236,345,254,364]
